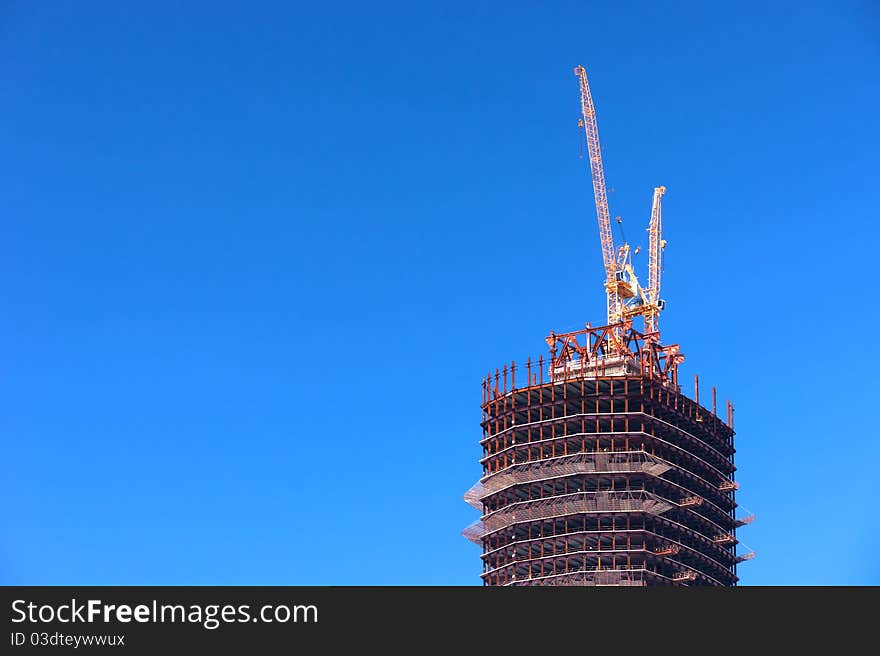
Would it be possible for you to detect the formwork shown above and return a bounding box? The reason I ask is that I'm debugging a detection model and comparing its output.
[463,322,753,586]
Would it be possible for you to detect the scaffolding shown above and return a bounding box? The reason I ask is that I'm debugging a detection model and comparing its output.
[464,451,673,510]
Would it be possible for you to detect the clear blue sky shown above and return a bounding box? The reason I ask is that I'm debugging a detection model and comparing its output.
[1,1,877,585]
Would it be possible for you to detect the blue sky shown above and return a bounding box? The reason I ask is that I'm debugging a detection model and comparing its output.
[1,1,877,585]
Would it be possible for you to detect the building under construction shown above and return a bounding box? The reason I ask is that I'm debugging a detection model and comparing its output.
[462,67,753,586]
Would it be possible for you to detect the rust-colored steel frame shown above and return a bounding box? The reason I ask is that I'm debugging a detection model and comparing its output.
[545,321,684,384]
[481,322,687,404]
[468,344,743,586]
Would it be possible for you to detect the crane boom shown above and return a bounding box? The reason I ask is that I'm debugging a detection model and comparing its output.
[645,185,666,334]
[574,66,619,324]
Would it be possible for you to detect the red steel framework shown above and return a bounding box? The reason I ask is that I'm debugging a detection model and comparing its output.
[463,321,754,586]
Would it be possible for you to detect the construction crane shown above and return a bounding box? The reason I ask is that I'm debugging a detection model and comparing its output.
[573,65,626,326]
[644,185,666,334]
[574,65,666,335]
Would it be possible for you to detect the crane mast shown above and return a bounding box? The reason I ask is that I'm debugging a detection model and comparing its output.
[574,66,620,325]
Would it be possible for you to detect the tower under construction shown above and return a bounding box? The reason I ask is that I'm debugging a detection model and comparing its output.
[462,67,753,586]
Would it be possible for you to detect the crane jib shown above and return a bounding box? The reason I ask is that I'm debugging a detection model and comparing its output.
[574,66,666,336]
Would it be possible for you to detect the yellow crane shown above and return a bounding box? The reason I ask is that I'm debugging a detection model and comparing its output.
[644,186,666,334]
[574,65,666,335]
[574,65,626,326]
